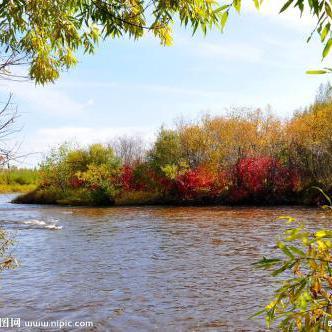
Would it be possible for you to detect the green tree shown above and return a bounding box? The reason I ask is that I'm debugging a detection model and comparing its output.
[5,0,332,84]
[38,143,122,204]
[148,128,183,172]
[40,143,73,191]
[0,0,232,84]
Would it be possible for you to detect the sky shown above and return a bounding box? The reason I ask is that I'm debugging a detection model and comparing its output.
[0,0,330,167]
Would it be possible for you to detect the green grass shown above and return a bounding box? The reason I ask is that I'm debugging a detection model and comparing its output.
[0,184,37,193]
[0,168,39,193]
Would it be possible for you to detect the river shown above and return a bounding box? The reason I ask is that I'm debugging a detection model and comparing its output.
[0,194,330,331]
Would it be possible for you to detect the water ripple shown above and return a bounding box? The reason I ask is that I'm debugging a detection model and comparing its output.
[0,194,329,331]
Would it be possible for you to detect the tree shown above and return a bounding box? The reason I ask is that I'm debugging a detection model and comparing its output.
[286,96,332,188]
[315,81,332,104]
[148,128,183,172]
[3,0,332,84]
[110,135,146,165]
[272,0,332,74]
[0,93,22,166]
[0,0,230,84]
[254,215,332,330]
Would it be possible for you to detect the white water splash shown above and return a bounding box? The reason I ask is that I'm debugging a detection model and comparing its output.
[23,220,46,226]
[45,225,63,230]
[23,219,62,230]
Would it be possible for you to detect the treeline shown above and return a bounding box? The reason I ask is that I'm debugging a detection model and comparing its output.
[15,85,332,206]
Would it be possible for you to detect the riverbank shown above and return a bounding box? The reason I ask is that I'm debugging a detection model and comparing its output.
[12,188,160,206]
[12,189,181,206]
[13,186,317,207]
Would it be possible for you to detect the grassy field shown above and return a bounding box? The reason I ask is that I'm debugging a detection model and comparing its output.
[0,168,39,193]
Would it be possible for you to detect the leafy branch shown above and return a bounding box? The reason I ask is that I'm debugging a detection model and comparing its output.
[253,211,332,330]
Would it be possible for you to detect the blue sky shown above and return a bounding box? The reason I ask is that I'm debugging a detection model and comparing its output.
[0,1,330,166]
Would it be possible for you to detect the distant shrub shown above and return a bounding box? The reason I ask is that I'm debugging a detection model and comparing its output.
[16,98,332,206]
[119,165,134,191]
[175,167,227,200]
[132,163,160,192]
[37,143,121,204]
[13,176,29,185]
[68,176,85,189]
[88,187,114,206]
[0,168,39,187]
[230,157,297,203]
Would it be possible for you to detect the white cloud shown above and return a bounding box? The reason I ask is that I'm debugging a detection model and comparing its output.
[243,0,315,29]
[136,83,226,98]
[176,34,264,63]
[0,81,91,116]
[38,126,155,143]
[192,41,264,63]
[59,80,118,89]
[87,98,94,106]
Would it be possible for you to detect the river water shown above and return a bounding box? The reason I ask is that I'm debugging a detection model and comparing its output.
[0,194,330,331]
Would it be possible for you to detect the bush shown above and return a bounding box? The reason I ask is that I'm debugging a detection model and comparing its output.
[230,157,297,203]
[88,187,114,206]
[254,216,332,330]
[175,167,227,201]
[16,93,332,206]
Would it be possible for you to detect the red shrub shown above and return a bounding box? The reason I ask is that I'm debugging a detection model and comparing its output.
[175,167,227,200]
[69,176,84,188]
[119,164,155,191]
[230,156,297,202]
[120,165,134,191]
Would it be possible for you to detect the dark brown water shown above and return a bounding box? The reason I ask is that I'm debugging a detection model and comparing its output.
[0,194,330,331]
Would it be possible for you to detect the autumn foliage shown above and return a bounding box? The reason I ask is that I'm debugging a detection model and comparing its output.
[17,86,332,206]
[174,167,227,200]
[230,157,297,203]
[119,165,135,191]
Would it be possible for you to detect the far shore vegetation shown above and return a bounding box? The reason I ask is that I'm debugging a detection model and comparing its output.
[13,83,332,207]
[0,168,39,193]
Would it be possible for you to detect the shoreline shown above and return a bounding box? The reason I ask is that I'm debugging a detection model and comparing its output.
[11,189,316,208]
